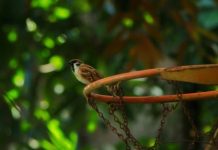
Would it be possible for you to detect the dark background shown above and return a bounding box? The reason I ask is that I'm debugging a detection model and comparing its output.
[0,0,218,149]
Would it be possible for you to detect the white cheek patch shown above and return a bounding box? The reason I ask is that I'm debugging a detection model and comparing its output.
[73,65,90,84]
[73,63,77,71]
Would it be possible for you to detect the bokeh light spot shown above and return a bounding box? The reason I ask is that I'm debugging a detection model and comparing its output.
[40,49,50,58]
[6,89,19,101]
[122,17,134,28]
[57,35,66,44]
[33,31,43,41]
[34,108,50,121]
[150,86,163,96]
[13,70,25,87]
[54,83,65,94]
[21,120,31,131]
[9,58,18,69]
[26,18,37,32]
[133,86,145,96]
[86,121,97,133]
[54,7,70,20]
[73,0,91,13]
[28,138,40,149]
[7,30,17,42]
[203,125,212,133]
[39,99,49,109]
[11,107,21,119]
[147,138,155,147]
[49,55,64,70]
[69,132,78,146]
[43,37,55,49]
[31,0,56,10]
[143,12,154,24]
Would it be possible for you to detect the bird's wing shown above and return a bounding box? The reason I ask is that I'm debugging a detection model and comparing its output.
[79,64,102,82]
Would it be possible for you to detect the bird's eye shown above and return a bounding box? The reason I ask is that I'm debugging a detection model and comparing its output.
[76,63,80,66]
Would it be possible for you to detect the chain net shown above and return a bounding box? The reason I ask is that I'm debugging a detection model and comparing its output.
[87,81,218,150]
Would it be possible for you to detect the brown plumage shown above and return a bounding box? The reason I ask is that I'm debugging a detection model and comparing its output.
[69,59,102,84]
[69,59,121,96]
[79,64,102,83]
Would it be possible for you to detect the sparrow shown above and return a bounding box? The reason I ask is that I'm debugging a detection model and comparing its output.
[69,59,102,84]
[69,59,121,96]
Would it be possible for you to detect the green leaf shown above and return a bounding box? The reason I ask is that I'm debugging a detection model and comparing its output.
[46,119,78,150]
[40,140,56,150]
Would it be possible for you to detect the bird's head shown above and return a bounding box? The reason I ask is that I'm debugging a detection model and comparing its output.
[69,59,83,72]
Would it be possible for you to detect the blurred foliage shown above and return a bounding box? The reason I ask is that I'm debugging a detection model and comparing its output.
[0,0,218,149]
